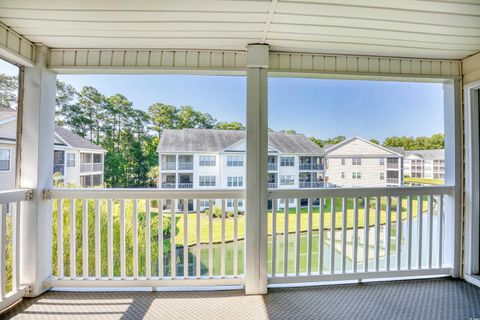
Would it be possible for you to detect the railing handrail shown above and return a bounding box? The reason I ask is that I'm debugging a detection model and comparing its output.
[269,185,454,198]
[45,188,245,200]
[0,189,33,204]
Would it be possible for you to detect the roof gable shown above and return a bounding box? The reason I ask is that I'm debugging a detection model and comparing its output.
[325,136,403,157]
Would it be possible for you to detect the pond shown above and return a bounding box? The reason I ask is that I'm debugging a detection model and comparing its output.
[168,208,442,277]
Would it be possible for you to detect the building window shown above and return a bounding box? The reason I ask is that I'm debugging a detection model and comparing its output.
[227,199,244,208]
[199,155,216,166]
[380,172,385,180]
[352,158,361,165]
[280,157,294,167]
[341,158,345,165]
[380,158,385,165]
[66,153,76,167]
[199,176,216,187]
[227,155,243,167]
[341,172,345,179]
[200,200,215,208]
[0,148,10,171]
[280,175,295,185]
[352,172,361,179]
[227,176,243,187]
[92,174,102,186]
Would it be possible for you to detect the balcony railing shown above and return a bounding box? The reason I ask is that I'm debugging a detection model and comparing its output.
[0,189,32,310]
[387,163,399,169]
[267,185,453,284]
[80,162,103,173]
[268,183,277,189]
[178,162,193,170]
[299,181,324,188]
[161,183,176,189]
[268,163,277,171]
[387,178,399,184]
[178,183,193,189]
[46,189,244,288]
[161,162,176,170]
[299,163,324,170]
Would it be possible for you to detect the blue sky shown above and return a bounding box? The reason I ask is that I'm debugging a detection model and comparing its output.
[1,58,444,142]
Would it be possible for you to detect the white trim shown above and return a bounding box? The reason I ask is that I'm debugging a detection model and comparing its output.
[464,273,480,288]
[463,79,480,277]
[0,286,27,312]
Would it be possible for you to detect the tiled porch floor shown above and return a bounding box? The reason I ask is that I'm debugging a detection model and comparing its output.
[2,278,480,320]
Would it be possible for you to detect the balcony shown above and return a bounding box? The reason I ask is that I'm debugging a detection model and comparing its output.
[268,163,277,171]
[299,181,324,188]
[161,183,176,189]
[178,182,193,189]
[299,163,324,170]
[268,182,277,189]
[387,178,399,184]
[178,162,193,170]
[80,162,102,173]
[161,162,176,170]
[387,163,399,169]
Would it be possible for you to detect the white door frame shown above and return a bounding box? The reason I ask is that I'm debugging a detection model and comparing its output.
[464,80,480,287]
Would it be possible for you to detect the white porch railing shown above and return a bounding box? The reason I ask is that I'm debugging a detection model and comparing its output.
[267,185,453,285]
[0,189,32,311]
[45,189,244,288]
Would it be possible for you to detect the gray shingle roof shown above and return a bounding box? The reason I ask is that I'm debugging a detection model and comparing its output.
[0,107,16,121]
[385,146,405,154]
[157,129,323,154]
[405,149,444,160]
[55,125,105,151]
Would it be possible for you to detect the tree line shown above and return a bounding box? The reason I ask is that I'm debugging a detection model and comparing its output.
[0,74,444,188]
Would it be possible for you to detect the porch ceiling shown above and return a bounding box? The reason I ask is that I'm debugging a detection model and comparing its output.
[1,0,480,60]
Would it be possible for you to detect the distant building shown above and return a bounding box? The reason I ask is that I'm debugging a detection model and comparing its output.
[404,149,445,180]
[157,128,325,209]
[324,136,404,187]
[0,108,106,190]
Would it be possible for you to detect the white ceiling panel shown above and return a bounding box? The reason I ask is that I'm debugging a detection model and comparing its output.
[0,0,479,59]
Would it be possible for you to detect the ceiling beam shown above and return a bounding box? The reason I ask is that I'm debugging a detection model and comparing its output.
[0,22,35,66]
[261,0,278,43]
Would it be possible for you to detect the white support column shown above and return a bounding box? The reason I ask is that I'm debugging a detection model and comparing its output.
[245,44,269,295]
[19,44,57,296]
[443,79,462,278]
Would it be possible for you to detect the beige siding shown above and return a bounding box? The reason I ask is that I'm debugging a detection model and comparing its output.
[0,143,15,191]
[327,138,395,157]
[0,120,17,140]
[327,157,386,187]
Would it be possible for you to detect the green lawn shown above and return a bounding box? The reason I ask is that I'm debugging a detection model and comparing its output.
[404,177,444,185]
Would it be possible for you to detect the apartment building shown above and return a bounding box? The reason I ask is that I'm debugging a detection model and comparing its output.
[157,129,325,209]
[324,136,404,187]
[404,149,445,180]
[0,108,106,190]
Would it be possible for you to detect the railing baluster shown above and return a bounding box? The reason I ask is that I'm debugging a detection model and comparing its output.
[133,200,138,279]
[158,199,164,278]
[364,196,369,272]
[330,197,335,274]
[438,195,443,268]
[407,196,413,270]
[95,199,101,279]
[195,199,201,278]
[57,199,64,278]
[385,196,391,271]
[221,199,225,278]
[307,198,313,275]
[396,196,401,271]
[208,199,213,278]
[271,198,277,277]
[146,200,151,279]
[107,200,113,279]
[82,199,88,279]
[233,199,239,277]
[341,197,347,273]
[70,199,76,279]
[171,199,177,278]
[13,202,20,291]
[428,195,434,269]
[295,198,301,276]
[283,199,289,277]
[318,198,324,275]
[375,196,380,272]
[352,197,358,273]
[0,204,7,298]
[417,195,423,269]
[120,199,126,279]
[184,199,189,278]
